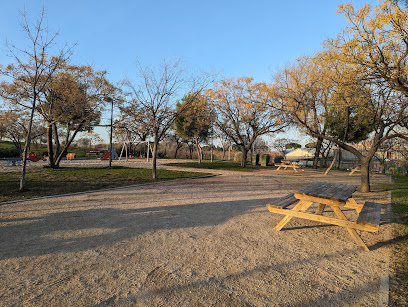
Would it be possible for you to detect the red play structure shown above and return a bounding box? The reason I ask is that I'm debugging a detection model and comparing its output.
[28,152,42,162]
[100,152,111,160]
[100,148,118,160]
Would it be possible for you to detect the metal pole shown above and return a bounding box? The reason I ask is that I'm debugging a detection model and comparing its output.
[109,98,113,168]
[210,116,213,162]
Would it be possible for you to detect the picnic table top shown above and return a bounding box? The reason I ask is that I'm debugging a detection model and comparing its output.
[295,182,357,203]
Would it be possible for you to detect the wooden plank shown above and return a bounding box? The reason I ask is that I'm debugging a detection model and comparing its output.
[330,205,370,251]
[266,194,299,209]
[344,198,364,213]
[266,205,379,232]
[294,193,346,206]
[357,202,382,229]
[332,185,357,202]
[315,204,326,215]
[272,201,314,231]
[296,182,356,202]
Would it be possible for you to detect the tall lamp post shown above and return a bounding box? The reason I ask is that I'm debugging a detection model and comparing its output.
[210,110,214,162]
[105,96,114,168]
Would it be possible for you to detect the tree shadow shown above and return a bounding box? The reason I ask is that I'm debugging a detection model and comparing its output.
[93,247,381,306]
[0,197,279,260]
[370,233,408,251]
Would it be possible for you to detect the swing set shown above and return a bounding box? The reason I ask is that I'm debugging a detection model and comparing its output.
[119,140,154,162]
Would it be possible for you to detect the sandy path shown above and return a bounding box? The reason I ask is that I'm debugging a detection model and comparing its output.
[0,160,393,306]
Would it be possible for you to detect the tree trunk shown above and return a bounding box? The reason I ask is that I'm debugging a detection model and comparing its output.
[188,143,193,159]
[54,122,84,167]
[337,149,342,169]
[174,144,181,158]
[46,124,55,168]
[52,122,60,164]
[241,145,248,167]
[360,159,371,193]
[381,160,386,174]
[313,137,323,169]
[20,95,37,190]
[324,147,339,176]
[152,134,159,179]
[194,136,201,164]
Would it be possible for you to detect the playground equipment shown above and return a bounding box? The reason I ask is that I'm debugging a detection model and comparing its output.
[28,152,42,162]
[100,147,119,160]
[66,153,76,160]
[5,158,22,167]
[119,140,154,162]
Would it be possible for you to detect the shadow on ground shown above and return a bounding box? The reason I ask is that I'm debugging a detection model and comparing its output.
[0,197,278,260]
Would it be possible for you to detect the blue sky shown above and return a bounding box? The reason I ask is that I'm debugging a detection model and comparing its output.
[0,0,377,145]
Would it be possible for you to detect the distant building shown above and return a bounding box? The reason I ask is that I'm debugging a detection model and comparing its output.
[284,144,407,173]
[284,148,315,162]
[285,147,359,168]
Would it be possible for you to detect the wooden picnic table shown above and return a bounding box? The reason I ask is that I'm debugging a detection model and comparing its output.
[266,182,382,251]
[275,160,304,172]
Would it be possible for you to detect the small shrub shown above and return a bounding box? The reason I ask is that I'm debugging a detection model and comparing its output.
[251,154,259,165]
[234,152,242,162]
[74,151,86,157]
[0,147,21,158]
[274,155,284,164]
[260,154,270,166]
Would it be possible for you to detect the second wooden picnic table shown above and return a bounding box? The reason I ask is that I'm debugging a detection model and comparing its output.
[275,160,304,172]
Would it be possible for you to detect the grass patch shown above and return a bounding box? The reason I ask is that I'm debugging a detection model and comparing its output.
[0,166,210,203]
[164,160,265,172]
[0,141,15,148]
[380,175,408,306]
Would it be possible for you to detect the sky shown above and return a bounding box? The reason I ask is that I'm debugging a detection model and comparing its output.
[0,0,377,147]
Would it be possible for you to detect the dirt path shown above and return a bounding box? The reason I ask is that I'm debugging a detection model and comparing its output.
[0,160,394,306]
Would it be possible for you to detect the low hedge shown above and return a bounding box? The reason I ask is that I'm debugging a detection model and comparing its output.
[0,147,21,158]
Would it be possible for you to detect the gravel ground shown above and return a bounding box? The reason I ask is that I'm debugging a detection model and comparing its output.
[0,159,394,306]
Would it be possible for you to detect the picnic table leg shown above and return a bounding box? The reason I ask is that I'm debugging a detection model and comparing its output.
[274,200,314,231]
[276,166,281,171]
[293,166,298,172]
[330,205,369,251]
[315,204,326,215]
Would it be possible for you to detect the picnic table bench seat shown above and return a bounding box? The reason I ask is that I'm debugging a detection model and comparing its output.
[267,193,298,209]
[356,201,382,231]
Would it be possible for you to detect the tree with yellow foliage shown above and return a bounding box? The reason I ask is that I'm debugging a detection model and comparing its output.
[206,77,286,167]
[330,0,408,96]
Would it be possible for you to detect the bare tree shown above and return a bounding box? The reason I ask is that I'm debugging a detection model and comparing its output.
[122,59,215,178]
[0,6,72,189]
[272,138,294,155]
[0,109,45,153]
